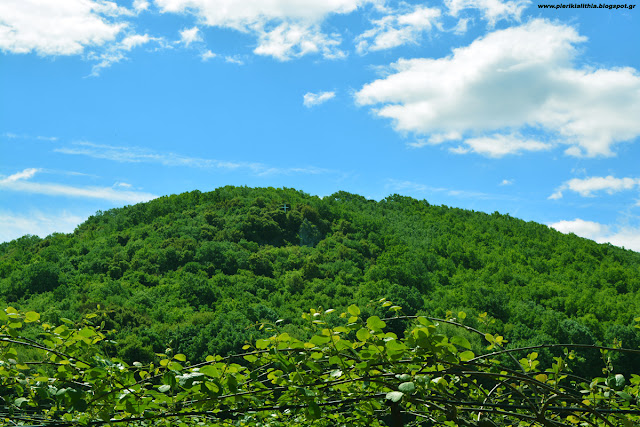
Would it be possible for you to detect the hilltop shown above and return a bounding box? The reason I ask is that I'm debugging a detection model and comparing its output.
[1,186,639,370]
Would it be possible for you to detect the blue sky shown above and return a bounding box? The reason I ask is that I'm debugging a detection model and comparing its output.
[1,0,639,250]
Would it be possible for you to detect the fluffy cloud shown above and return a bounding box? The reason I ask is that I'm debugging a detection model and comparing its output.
[450,133,551,157]
[0,210,87,243]
[254,23,344,60]
[133,0,150,12]
[0,0,128,55]
[549,176,640,199]
[201,50,217,61]
[0,168,157,203]
[303,91,336,107]
[154,0,368,26]
[355,19,640,158]
[0,0,162,74]
[445,0,530,25]
[180,27,202,46]
[550,219,640,252]
[356,5,441,53]
[154,0,372,60]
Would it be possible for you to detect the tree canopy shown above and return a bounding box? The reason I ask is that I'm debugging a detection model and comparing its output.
[0,186,639,376]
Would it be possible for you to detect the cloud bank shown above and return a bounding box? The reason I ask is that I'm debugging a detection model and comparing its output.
[550,219,640,252]
[355,19,640,158]
[549,175,640,199]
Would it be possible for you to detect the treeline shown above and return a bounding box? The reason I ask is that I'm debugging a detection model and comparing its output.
[1,186,639,373]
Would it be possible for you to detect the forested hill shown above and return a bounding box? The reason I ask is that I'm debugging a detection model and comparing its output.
[1,186,640,366]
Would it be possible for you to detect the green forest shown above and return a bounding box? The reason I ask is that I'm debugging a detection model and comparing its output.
[2,186,640,425]
[2,186,640,365]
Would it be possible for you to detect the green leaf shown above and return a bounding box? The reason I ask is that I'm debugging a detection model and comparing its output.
[385,339,407,354]
[227,375,238,393]
[173,354,187,362]
[348,304,361,316]
[366,316,386,331]
[398,382,415,393]
[535,374,548,383]
[255,339,271,349]
[277,332,291,342]
[244,354,258,363]
[158,384,171,393]
[617,391,633,401]
[310,335,331,346]
[386,391,403,402]
[459,351,475,362]
[14,397,29,407]
[200,365,220,377]
[451,336,472,349]
[356,328,370,342]
[167,361,183,371]
[78,327,96,338]
[24,311,40,323]
[615,374,626,389]
[417,316,432,326]
[308,401,321,419]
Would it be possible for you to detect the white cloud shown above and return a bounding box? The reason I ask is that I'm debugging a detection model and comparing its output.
[89,33,159,75]
[120,33,152,50]
[36,135,59,142]
[550,219,640,252]
[0,0,164,74]
[446,0,530,26]
[133,0,150,12]
[451,18,469,35]
[0,168,157,203]
[55,141,335,176]
[154,0,369,26]
[550,218,607,240]
[356,5,441,53]
[303,91,336,107]
[549,175,640,199]
[355,19,640,158]
[153,0,372,60]
[224,55,245,65]
[201,49,217,61]
[0,0,128,55]
[254,23,344,61]
[0,210,87,243]
[1,132,58,141]
[500,179,513,186]
[2,168,40,182]
[180,26,202,46]
[451,133,552,157]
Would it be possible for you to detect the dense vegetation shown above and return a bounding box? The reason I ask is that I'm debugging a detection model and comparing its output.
[5,302,640,426]
[1,186,639,375]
